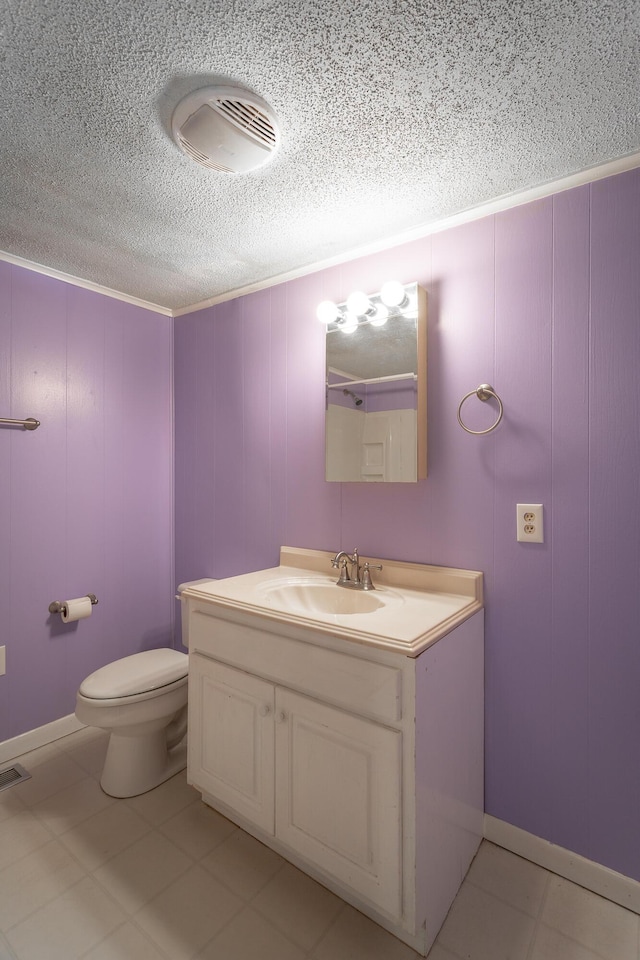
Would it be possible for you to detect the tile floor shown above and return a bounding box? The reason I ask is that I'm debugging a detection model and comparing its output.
[0,726,638,960]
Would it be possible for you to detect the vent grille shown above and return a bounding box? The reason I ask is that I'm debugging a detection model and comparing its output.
[176,135,235,173]
[171,84,279,173]
[214,98,277,149]
[0,763,31,793]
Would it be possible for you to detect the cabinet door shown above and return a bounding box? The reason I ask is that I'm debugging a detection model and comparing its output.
[188,654,275,834]
[275,688,402,918]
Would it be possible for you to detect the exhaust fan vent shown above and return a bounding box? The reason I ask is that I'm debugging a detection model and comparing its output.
[171,85,280,174]
[216,98,277,148]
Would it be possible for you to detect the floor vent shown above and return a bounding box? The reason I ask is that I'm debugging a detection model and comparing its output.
[0,763,32,793]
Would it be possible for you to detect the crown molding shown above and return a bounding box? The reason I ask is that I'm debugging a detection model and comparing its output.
[174,149,640,316]
[0,251,173,316]
[4,150,640,319]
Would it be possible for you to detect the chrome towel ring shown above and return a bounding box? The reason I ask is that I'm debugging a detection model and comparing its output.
[457,384,503,435]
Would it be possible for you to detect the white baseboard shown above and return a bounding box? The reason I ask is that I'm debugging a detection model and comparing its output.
[484,814,640,914]
[0,714,85,764]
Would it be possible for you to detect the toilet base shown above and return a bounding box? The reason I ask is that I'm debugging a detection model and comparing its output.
[100,729,187,798]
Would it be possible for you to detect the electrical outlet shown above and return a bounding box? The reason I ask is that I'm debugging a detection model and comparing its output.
[0,646,5,676]
[517,503,544,543]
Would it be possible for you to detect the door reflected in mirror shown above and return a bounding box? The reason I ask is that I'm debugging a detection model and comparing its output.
[324,283,427,482]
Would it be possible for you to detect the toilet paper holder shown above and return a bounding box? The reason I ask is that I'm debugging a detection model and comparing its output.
[49,594,99,616]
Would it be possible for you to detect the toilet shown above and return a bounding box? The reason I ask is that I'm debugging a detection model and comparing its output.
[75,648,189,798]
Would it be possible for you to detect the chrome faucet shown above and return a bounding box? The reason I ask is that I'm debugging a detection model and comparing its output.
[331,550,355,586]
[331,549,382,590]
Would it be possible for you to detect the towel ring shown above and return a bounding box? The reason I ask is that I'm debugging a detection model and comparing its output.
[457,384,503,435]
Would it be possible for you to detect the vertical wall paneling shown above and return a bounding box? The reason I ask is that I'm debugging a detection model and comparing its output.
[101,293,127,662]
[588,171,640,878]
[549,185,591,857]
[1,265,173,741]
[119,303,173,653]
[211,297,246,577]
[0,263,12,736]
[243,288,276,572]
[174,308,210,585]
[429,216,496,571]
[268,283,289,566]
[9,271,69,732]
[490,199,554,841]
[284,274,341,551]
[64,286,107,689]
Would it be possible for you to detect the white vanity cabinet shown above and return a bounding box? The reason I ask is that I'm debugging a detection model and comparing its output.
[188,616,405,919]
[274,687,402,918]
[188,656,276,834]
[185,578,484,957]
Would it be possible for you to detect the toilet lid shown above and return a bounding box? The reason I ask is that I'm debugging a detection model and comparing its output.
[79,649,189,699]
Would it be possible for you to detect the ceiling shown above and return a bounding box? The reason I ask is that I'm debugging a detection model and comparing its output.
[1,1,639,314]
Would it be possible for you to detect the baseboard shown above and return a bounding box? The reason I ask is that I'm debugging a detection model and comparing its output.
[484,814,640,914]
[0,714,85,764]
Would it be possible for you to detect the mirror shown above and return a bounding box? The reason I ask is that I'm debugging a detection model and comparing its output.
[325,283,427,482]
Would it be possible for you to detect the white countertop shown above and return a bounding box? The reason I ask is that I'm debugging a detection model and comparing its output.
[181,547,483,657]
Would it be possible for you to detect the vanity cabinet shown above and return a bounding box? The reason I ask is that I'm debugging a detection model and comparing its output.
[185,588,484,957]
[189,656,275,833]
[189,649,403,917]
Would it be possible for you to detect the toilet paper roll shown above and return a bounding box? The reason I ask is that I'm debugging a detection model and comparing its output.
[61,597,93,623]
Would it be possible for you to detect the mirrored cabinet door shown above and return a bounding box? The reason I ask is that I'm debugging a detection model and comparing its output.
[325,283,426,482]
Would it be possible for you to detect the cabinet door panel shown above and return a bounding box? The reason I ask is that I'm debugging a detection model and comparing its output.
[188,654,275,833]
[275,689,402,918]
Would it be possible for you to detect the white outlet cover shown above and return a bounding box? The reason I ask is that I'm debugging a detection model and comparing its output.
[516,503,544,543]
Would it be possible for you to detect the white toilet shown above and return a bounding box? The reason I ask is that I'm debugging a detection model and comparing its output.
[75,648,189,798]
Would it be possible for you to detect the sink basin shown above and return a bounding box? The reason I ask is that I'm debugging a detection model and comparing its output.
[181,548,484,654]
[263,579,398,616]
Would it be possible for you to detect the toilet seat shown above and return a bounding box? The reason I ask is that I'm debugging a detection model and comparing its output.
[79,649,188,700]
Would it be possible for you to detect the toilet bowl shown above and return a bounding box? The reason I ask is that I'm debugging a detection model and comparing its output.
[75,648,189,798]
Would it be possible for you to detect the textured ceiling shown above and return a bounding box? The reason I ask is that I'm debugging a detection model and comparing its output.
[1,0,639,312]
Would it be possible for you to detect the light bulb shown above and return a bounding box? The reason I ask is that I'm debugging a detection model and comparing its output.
[316,300,340,325]
[340,313,358,334]
[346,290,372,317]
[369,305,389,327]
[380,280,407,308]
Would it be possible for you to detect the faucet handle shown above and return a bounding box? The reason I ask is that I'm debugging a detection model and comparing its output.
[361,561,383,590]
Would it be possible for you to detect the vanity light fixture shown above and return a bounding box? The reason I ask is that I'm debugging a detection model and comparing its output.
[345,290,373,317]
[316,300,342,325]
[380,280,409,309]
[369,305,389,327]
[341,313,359,334]
[317,281,416,333]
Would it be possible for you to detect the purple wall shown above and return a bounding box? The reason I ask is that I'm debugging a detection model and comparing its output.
[365,378,416,412]
[0,264,174,742]
[174,167,640,883]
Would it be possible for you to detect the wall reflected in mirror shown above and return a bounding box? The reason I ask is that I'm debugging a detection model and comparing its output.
[322,283,427,482]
